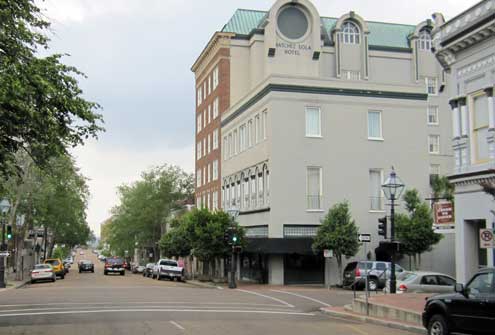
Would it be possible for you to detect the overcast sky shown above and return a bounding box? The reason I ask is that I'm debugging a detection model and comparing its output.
[38,0,476,237]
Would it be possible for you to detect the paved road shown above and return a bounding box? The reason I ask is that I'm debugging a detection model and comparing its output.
[0,250,416,335]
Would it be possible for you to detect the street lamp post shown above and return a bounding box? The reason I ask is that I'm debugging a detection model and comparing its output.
[227,207,239,289]
[0,199,11,289]
[381,168,404,294]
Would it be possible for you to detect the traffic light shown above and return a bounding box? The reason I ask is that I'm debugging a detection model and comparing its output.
[6,225,12,240]
[378,216,387,238]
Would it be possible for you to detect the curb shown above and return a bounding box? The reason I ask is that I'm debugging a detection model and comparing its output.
[320,307,426,334]
[184,280,220,289]
[0,279,30,293]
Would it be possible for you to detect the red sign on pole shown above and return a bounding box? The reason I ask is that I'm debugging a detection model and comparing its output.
[434,202,454,226]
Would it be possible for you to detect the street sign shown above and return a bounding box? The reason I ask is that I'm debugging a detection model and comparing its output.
[0,252,10,257]
[358,234,371,243]
[480,229,495,249]
[434,202,454,226]
[323,249,333,258]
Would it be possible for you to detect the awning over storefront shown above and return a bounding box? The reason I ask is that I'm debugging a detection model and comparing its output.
[245,238,316,255]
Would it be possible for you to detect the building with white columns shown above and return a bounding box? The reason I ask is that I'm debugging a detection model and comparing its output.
[433,0,495,283]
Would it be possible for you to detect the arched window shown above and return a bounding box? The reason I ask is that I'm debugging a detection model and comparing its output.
[258,169,264,207]
[265,169,270,205]
[244,173,250,209]
[240,173,245,210]
[342,21,360,44]
[236,178,241,208]
[230,179,235,208]
[251,170,257,208]
[419,30,432,51]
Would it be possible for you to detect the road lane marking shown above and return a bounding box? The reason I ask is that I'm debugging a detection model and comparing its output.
[346,324,369,335]
[236,289,294,308]
[270,290,332,307]
[0,301,285,308]
[0,309,315,317]
[170,321,185,330]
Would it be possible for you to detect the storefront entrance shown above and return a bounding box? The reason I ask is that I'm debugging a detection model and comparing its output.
[284,253,324,285]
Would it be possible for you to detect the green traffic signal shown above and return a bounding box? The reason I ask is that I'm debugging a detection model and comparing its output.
[6,225,13,240]
[232,236,238,243]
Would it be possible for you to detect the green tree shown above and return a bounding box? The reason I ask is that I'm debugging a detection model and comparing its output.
[312,202,360,284]
[431,175,454,202]
[108,165,194,258]
[396,189,443,269]
[0,0,104,177]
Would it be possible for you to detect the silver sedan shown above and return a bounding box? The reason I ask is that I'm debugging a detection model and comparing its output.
[385,271,456,294]
[30,264,56,284]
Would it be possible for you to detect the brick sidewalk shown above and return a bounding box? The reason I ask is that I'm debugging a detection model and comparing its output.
[365,293,430,313]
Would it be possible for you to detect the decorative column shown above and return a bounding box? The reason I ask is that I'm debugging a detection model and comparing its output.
[450,98,462,172]
[458,97,469,170]
[485,87,495,161]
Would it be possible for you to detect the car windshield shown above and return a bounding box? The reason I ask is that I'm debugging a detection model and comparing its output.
[45,260,59,266]
[401,273,418,282]
[357,262,373,270]
[81,260,92,264]
[160,260,177,266]
[34,264,51,270]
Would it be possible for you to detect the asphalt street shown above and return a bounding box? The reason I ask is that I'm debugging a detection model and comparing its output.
[0,250,416,335]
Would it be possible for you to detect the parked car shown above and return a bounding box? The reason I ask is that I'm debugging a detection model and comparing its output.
[135,265,145,274]
[44,258,65,279]
[343,261,404,290]
[152,259,184,281]
[143,263,154,277]
[63,261,70,274]
[98,254,106,262]
[79,260,95,273]
[385,271,456,294]
[104,257,125,276]
[422,267,494,335]
[30,264,56,284]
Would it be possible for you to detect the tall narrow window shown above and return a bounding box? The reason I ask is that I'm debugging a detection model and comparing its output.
[307,167,322,210]
[305,107,321,137]
[223,137,228,160]
[342,21,360,44]
[208,105,211,124]
[430,164,440,175]
[233,130,238,155]
[197,115,202,134]
[419,30,432,51]
[473,94,489,162]
[265,169,270,205]
[248,120,253,147]
[255,115,261,143]
[228,134,233,158]
[236,181,241,207]
[203,167,206,185]
[262,111,267,140]
[213,129,219,150]
[206,135,210,154]
[213,160,218,180]
[239,125,245,152]
[196,169,201,187]
[369,170,383,211]
[258,171,264,206]
[251,173,257,208]
[208,163,212,183]
[425,77,437,95]
[368,111,382,139]
[213,98,219,119]
[243,175,250,209]
[208,75,211,95]
[212,191,218,210]
[427,106,439,125]
[207,192,210,209]
[203,138,206,157]
[213,66,219,89]
[428,135,440,154]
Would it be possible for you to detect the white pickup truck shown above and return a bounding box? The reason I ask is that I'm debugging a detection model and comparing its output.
[152,259,184,281]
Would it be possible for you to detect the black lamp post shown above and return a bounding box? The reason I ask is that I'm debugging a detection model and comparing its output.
[381,168,404,294]
[0,199,11,289]
[227,207,239,289]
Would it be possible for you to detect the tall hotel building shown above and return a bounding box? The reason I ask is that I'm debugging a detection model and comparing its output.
[192,0,453,285]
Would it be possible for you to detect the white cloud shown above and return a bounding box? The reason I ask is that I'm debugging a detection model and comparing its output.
[71,141,193,237]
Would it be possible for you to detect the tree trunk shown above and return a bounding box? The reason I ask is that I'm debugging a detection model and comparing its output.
[413,254,418,270]
[418,253,422,268]
[14,236,24,281]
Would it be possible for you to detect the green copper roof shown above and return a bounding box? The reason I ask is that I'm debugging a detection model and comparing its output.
[223,9,416,49]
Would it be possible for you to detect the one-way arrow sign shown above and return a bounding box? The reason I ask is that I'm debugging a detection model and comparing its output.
[358,234,371,243]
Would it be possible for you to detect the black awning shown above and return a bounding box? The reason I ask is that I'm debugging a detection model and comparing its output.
[245,238,317,255]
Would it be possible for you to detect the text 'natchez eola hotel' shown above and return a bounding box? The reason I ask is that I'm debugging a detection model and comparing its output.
[191,0,452,285]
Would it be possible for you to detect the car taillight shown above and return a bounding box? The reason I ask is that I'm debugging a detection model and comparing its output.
[32,271,39,274]
[105,264,110,268]
[355,268,361,277]
[399,284,408,292]
[123,262,127,268]
[46,270,53,273]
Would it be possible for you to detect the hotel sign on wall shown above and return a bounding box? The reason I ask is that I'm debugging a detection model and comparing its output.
[276,42,312,56]
[434,202,454,226]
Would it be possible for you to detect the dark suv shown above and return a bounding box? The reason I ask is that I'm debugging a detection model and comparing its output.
[104,257,126,276]
[422,267,494,335]
[343,261,404,290]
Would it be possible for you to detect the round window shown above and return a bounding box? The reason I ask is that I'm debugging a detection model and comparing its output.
[277,6,309,40]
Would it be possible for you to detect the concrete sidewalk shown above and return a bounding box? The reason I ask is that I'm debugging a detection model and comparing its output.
[321,293,429,335]
[0,278,30,293]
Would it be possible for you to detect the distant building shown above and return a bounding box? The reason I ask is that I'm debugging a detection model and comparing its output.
[433,0,495,283]
[192,0,454,285]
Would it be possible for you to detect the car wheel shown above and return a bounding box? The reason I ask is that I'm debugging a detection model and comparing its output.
[428,314,449,335]
[79,270,81,273]
[52,278,56,282]
[121,271,125,276]
[31,280,36,284]
[60,274,65,280]
[91,270,94,273]
[368,278,378,291]
[104,271,107,275]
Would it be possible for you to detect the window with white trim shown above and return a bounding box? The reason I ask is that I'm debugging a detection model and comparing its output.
[239,125,246,152]
[208,75,211,95]
[233,130,238,155]
[425,77,437,95]
[342,21,360,44]
[473,93,489,162]
[419,30,432,51]
[262,111,267,140]
[213,97,219,119]
[208,105,211,124]
[223,137,228,160]
[251,173,257,208]
[213,160,218,180]
[305,107,321,137]
[203,82,206,99]
[213,66,219,89]
[203,138,206,157]
[213,129,219,150]
[428,135,440,154]
[307,167,322,210]
[258,171,264,206]
[206,192,210,209]
[430,164,440,175]
[208,163,212,183]
[196,196,201,208]
[243,176,249,209]
[254,115,260,144]
[342,70,361,81]
[228,133,233,158]
[202,194,206,209]
[197,115,202,134]
[206,135,210,155]
[369,169,383,211]
[203,166,206,185]
[368,111,383,139]
[248,120,253,147]
[427,106,439,125]
[196,169,201,187]
[197,141,202,160]
[212,191,218,210]
[197,88,202,106]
